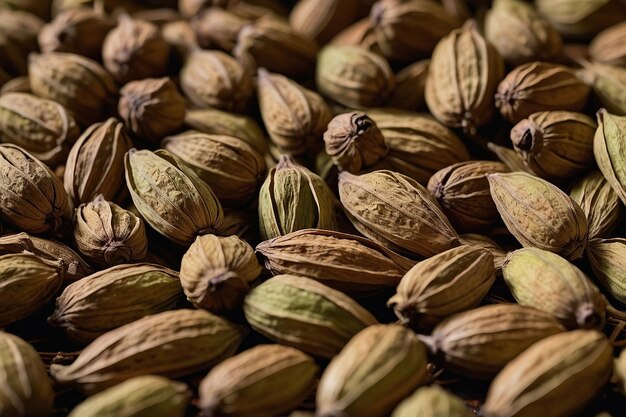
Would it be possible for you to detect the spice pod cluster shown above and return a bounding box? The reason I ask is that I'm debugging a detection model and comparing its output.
[1,0,626,416]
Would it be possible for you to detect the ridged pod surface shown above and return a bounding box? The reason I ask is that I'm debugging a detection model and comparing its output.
[391,385,472,417]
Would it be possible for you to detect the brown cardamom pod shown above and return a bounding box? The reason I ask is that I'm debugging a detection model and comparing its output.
[589,21,626,67]
[191,7,250,51]
[289,0,359,44]
[536,0,626,39]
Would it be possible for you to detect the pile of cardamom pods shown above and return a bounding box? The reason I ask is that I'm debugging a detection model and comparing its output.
[2,0,626,416]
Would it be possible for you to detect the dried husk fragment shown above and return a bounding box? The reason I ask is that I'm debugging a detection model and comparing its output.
[243,274,378,358]
[180,234,261,312]
[387,59,429,111]
[199,345,318,417]
[181,49,253,113]
[503,247,607,329]
[0,144,71,233]
[0,92,80,166]
[192,7,250,51]
[483,330,613,417]
[28,52,117,126]
[64,117,133,207]
[289,0,359,44]
[68,375,191,417]
[488,172,588,260]
[536,0,626,39]
[391,385,472,417]
[50,309,244,394]
[425,20,503,135]
[0,332,54,417]
[586,238,626,305]
[0,253,63,327]
[255,229,414,294]
[593,110,626,204]
[339,170,459,259]
[316,324,428,417]
[118,77,186,144]
[388,245,495,329]
[124,148,224,246]
[419,304,565,379]
[49,263,182,343]
[74,196,148,266]
[589,21,626,67]
[510,111,596,180]
[581,61,626,115]
[163,131,265,206]
[316,45,395,108]
[495,62,591,124]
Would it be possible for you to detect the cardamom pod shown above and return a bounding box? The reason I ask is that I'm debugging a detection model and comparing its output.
[124,148,224,245]
[191,7,250,51]
[388,245,495,329]
[50,309,244,394]
[536,0,626,39]
[483,330,612,417]
[243,274,378,358]
[289,0,358,44]
[589,21,626,67]
[162,130,265,207]
[330,18,378,53]
[49,263,182,343]
[0,75,30,94]
[510,111,596,180]
[0,332,54,417]
[0,92,80,166]
[68,375,191,417]
[581,61,626,115]
[0,144,71,233]
[419,304,565,379]
[593,109,626,204]
[488,172,588,260]
[391,385,472,417]
[74,195,148,266]
[255,229,414,294]
[199,344,318,417]
[387,59,429,111]
[457,233,507,272]
[586,238,626,305]
[503,247,606,329]
[317,324,428,417]
[339,170,459,259]
[0,253,63,327]
[180,234,261,312]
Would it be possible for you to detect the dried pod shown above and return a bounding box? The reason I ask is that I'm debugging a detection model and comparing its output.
[387,59,429,111]
[74,196,147,266]
[191,7,250,51]
[485,0,562,66]
[503,247,606,329]
[419,304,565,379]
[317,324,428,417]
[586,238,626,305]
[256,229,414,294]
[184,108,267,154]
[0,232,92,283]
[199,345,318,417]
[68,375,191,417]
[38,7,114,59]
[102,15,171,84]
[0,253,63,327]
[495,62,591,124]
[428,161,508,232]
[233,16,318,79]
[582,61,626,115]
[0,144,70,233]
[257,68,331,156]
[289,0,359,44]
[181,49,253,112]
[594,110,626,204]
[339,170,459,259]
[259,155,337,240]
[316,45,395,108]
[178,0,233,19]
[118,77,186,144]
[161,19,197,60]
[589,21,626,67]
[323,111,387,173]
[330,18,378,52]
[162,131,265,207]
[0,92,80,166]
[570,171,624,240]
[391,385,471,417]
[28,52,117,126]
[50,309,244,394]
[388,245,495,329]
[367,109,469,185]
[488,172,588,260]
[49,263,182,343]
[368,0,459,61]
[425,20,503,134]
[243,274,378,358]
[457,233,507,272]
[536,0,626,39]
[483,330,612,417]
[0,75,30,94]
[64,118,133,207]
[0,332,54,417]
[510,111,596,180]
[180,234,261,312]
